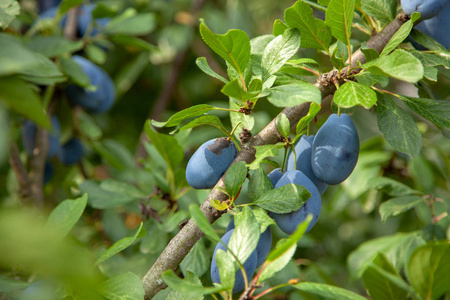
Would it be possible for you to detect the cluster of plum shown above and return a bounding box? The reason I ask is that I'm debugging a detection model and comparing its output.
[401,0,450,48]
[38,1,110,39]
[185,113,359,293]
[21,1,116,184]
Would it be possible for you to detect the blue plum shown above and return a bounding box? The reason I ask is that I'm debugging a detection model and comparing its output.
[58,138,83,165]
[77,4,110,37]
[401,0,448,19]
[19,281,58,300]
[22,116,61,158]
[38,0,62,14]
[414,1,450,48]
[269,170,322,234]
[311,114,359,185]
[44,161,54,184]
[185,138,237,189]
[267,168,284,187]
[66,55,115,114]
[226,218,272,268]
[286,135,328,195]
[210,229,257,294]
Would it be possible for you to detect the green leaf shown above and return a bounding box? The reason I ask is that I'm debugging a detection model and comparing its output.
[325,0,356,44]
[199,20,250,77]
[273,19,288,36]
[151,105,215,128]
[25,37,83,58]
[261,28,300,81]
[250,35,275,55]
[97,272,145,300]
[224,162,247,200]
[369,177,422,197]
[46,194,88,239]
[410,29,448,51]
[58,0,83,16]
[180,239,210,278]
[258,238,296,283]
[400,96,450,130]
[80,180,138,209]
[284,1,332,51]
[265,214,311,262]
[214,250,235,291]
[167,272,204,300]
[364,49,423,83]
[248,167,274,201]
[85,44,107,65]
[334,81,377,109]
[296,102,321,135]
[189,204,220,242]
[78,111,102,140]
[100,179,147,199]
[253,183,310,213]
[252,209,276,233]
[114,52,149,98]
[379,196,424,222]
[0,33,42,77]
[381,13,420,56]
[376,94,422,157]
[347,232,417,279]
[362,253,409,300]
[268,82,321,108]
[277,113,291,138]
[0,76,50,128]
[162,270,224,295]
[361,0,397,25]
[360,42,379,62]
[144,122,184,171]
[59,57,91,87]
[407,242,450,299]
[0,0,20,29]
[221,78,261,100]
[294,282,367,300]
[110,35,157,52]
[229,207,260,264]
[196,57,228,84]
[247,144,279,170]
[178,115,228,137]
[355,71,389,87]
[104,10,156,36]
[95,223,145,265]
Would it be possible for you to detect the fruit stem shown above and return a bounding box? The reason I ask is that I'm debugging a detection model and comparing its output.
[281,146,289,172]
[337,106,341,117]
[229,121,242,140]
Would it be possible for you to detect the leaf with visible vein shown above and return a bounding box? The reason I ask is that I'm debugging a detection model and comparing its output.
[199,21,250,77]
[325,0,356,45]
[334,81,377,109]
[284,1,332,51]
[377,94,422,158]
[400,96,450,130]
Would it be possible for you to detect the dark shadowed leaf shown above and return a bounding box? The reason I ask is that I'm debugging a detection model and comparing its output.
[376,94,422,157]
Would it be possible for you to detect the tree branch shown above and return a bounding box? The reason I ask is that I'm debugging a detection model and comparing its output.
[28,127,49,208]
[142,13,409,299]
[8,142,33,203]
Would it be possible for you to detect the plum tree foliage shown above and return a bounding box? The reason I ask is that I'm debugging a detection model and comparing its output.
[0,0,450,299]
